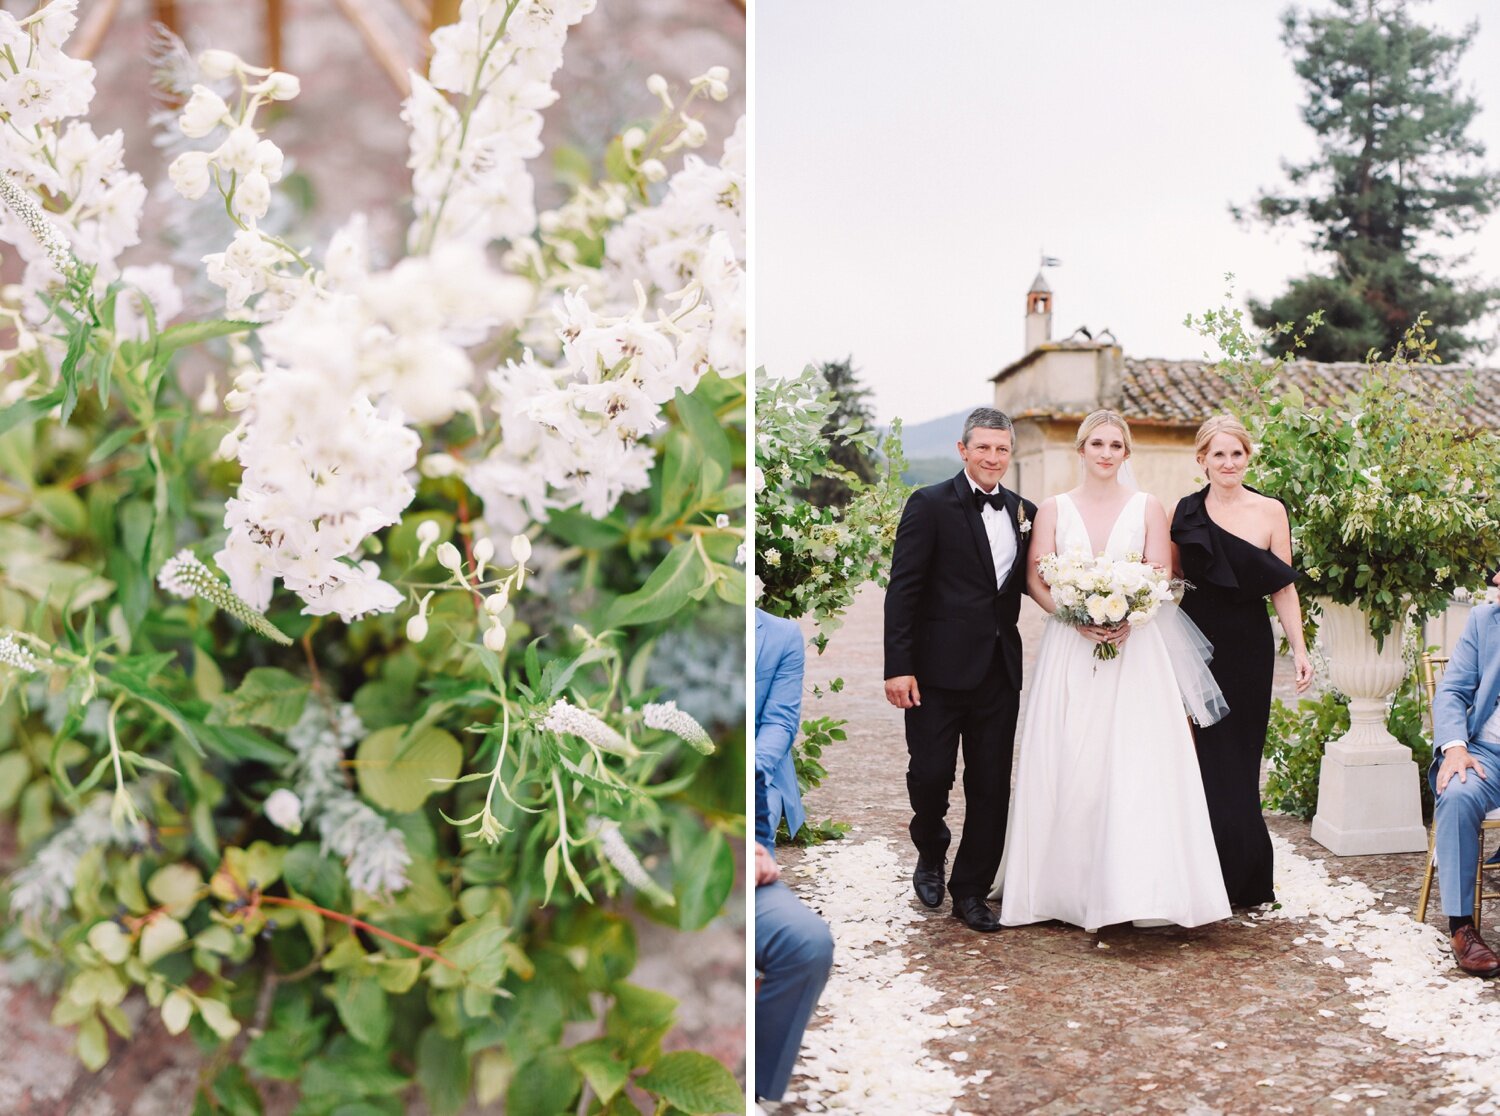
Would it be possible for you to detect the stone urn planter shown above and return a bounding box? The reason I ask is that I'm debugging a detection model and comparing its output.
[1309,599,1428,855]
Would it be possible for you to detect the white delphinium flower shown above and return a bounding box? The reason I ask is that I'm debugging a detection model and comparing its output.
[263,788,303,834]
[285,703,411,896]
[113,263,183,341]
[405,0,597,253]
[542,698,635,757]
[415,520,441,560]
[0,632,41,673]
[641,700,715,755]
[589,819,674,906]
[157,549,293,645]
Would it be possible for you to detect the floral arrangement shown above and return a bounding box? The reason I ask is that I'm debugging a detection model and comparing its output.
[1039,550,1177,661]
[0,1,745,1112]
[1191,297,1500,648]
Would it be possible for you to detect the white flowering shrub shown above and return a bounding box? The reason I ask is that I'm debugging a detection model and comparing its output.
[0,2,744,1111]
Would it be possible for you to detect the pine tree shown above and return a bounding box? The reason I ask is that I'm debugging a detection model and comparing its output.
[1240,0,1500,361]
[799,356,877,508]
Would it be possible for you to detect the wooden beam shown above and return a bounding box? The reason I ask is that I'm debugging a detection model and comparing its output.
[73,0,124,60]
[152,0,180,37]
[329,0,413,97]
[265,0,284,73]
[425,0,460,73]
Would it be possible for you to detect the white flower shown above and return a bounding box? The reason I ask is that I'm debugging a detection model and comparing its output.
[0,632,40,673]
[178,85,230,138]
[436,542,463,572]
[482,622,507,653]
[406,614,429,643]
[264,788,303,834]
[511,535,532,564]
[415,520,441,559]
[543,698,636,757]
[197,49,243,80]
[642,700,714,755]
[168,151,212,200]
[232,170,271,223]
[258,71,301,101]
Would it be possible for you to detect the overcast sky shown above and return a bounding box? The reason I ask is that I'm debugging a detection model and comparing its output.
[753,0,1500,425]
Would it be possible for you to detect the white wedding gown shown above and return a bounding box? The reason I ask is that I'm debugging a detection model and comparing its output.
[994,491,1232,929]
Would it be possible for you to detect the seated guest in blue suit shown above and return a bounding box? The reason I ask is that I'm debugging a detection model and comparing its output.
[754,608,834,1101]
[1433,601,1500,976]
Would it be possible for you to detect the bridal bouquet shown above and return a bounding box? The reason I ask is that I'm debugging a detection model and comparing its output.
[1040,550,1180,661]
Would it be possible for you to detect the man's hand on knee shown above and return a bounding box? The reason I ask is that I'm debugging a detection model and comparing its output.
[1438,744,1487,795]
[885,675,921,709]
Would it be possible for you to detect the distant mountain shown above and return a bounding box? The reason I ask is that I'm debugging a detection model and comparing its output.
[883,407,982,459]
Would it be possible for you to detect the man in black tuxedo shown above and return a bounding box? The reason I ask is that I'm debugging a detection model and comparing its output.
[884,407,1036,932]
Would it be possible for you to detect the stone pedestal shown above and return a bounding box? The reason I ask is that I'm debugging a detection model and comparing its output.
[1309,600,1428,855]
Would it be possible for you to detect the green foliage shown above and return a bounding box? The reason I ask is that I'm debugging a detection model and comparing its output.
[1264,670,1434,821]
[797,356,878,507]
[777,711,850,846]
[755,363,910,651]
[0,299,745,1109]
[1240,0,1500,360]
[1192,300,1500,646]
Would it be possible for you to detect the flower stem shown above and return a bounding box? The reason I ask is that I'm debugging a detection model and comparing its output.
[257,894,458,969]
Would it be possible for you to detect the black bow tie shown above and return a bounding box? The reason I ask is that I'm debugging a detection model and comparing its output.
[974,489,1005,512]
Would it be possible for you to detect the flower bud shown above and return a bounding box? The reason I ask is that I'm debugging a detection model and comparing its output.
[707,80,729,102]
[473,537,494,566]
[179,85,230,139]
[436,542,463,572]
[715,514,729,529]
[646,73,669,99]
[622,127,647,152]
[483,622,507,652]
[679,117,707,148]
[640,159,667,183]
[511,535,532,565]
[704,66,730,83]
[484,589,509,616]
[416,520,441,546]
[264,789,303,834]
[420,453,460,478]
[197,49,243,80]
[406,614,429,643]
[261,71,301,101]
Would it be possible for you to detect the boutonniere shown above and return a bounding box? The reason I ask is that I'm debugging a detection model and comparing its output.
[1018,505,1032,536]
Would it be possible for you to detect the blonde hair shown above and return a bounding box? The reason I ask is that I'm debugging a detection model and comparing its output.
[1074,409,1133,455]
[1193,415,1252,462]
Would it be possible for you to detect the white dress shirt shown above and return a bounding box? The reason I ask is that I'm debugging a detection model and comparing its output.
[967,476,1017,589]
[1442,695,1500,753]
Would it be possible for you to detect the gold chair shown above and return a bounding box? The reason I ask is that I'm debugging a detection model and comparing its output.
[1415,653,1500,923]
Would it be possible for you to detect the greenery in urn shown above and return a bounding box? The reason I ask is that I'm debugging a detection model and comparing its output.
[1190,298,1500,648]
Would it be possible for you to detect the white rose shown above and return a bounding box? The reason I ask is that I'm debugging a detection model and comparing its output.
[1086,595,1111,625]
[264,788,302,834]
[1101,593,1129,623]
[179,85,230,138]
[168,151,212,200]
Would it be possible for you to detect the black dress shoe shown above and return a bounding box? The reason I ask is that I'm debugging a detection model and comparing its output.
[912,856,945,908]
[951,896,1002,932]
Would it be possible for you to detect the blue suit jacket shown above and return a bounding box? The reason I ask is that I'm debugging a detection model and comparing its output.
[1432,604,1500,790]
[755,609,806,850]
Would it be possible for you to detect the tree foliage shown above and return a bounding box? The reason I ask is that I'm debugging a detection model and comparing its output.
[1240,0,1500,360]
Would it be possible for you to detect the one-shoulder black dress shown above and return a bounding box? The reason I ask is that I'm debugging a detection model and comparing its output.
[1171,487,1298,907]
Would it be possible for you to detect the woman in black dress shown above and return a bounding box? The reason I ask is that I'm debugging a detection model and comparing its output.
[1171,415,1313,907]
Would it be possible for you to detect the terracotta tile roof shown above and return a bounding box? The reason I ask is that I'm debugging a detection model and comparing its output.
[1119,358,1500,428]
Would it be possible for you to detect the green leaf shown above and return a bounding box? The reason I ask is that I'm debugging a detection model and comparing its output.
[139,915,187,965]
[416,1027,470,1116]
[0,385,64,438]
[541,508,627,550]
[670,818,734,931]
[637,1051,742,1115]
[120,318,254,367]
[567,1038,629,1104]
[77,1013,109,1071]
[161,990,194,1035]
[355,725,462,813]
[329,972,391,1048]
[213,667,310,731]
[87,921,131,965]
[283,843,348,910]
[243,987,328,1082]
[673,386,732,479]
[34,485,88,536]
[606,983,677,1067]
[0,752,31,812]
[507,1050,581,1116]
[608,541,701,627]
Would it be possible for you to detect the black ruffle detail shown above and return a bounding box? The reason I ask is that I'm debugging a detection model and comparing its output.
[1172,486,1298,601]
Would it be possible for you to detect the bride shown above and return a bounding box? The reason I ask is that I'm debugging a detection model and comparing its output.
[994,410,1231,931]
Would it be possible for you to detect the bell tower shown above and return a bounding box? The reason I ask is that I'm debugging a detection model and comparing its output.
[1024,271,1052,353]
